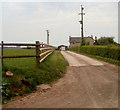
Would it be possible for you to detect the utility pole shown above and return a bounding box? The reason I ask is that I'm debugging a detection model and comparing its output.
[46,30,49,45]
[78,5,85,44]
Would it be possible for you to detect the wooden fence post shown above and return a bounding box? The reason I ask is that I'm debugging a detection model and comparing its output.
[1,41,3,66]
[36,41,40,66]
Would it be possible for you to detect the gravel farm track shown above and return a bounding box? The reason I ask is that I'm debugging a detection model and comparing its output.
[3,51,118,108]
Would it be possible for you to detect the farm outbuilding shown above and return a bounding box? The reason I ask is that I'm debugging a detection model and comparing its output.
[58,45,68,51]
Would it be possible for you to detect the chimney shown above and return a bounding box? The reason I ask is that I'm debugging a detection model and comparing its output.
[69,36,71,42]
[91,35,93,38]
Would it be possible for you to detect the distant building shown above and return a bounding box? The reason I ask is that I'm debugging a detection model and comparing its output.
[69,35,94,47]
[58,45,68,51]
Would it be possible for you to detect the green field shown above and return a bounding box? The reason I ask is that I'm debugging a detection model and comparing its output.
[2,49,68,104]
[3,48,35,56]
[3,48,36,69]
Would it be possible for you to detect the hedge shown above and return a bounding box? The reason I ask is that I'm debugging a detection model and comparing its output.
[69,46,120,61]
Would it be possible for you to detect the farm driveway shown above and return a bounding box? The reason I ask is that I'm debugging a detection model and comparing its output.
[3,51,118,108]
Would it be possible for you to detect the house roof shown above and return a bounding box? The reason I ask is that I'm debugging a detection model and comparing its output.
[69,36,94,43]
[58,45,67,48]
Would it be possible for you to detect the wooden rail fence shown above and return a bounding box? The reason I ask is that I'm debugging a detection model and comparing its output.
[0,41,55,66]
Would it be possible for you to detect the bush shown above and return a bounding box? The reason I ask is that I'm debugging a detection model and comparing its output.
[26,46,32,49]
[85,41,90,45]
[1,78,14,104]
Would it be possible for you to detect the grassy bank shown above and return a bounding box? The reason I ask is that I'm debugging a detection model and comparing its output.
[2,49,68,104]
[69,45,120,66]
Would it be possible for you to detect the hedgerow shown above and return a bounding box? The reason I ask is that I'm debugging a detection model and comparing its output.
[69,45,120,61]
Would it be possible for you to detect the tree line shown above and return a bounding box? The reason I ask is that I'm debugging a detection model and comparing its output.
[94,37,119,46]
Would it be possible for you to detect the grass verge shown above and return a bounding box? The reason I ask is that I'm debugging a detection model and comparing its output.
[2,50,68,104]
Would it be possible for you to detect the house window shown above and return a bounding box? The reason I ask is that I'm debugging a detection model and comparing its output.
[73,41,76,44]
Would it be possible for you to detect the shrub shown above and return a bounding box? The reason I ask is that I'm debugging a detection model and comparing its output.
[26,46,32,49]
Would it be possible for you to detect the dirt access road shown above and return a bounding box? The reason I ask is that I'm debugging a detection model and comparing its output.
[3,51,118,108]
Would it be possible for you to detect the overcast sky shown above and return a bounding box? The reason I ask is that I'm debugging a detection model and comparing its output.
[0,2,118,46]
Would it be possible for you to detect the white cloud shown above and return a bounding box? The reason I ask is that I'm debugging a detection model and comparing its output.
[1,0,119,2]
[2,2,118,46]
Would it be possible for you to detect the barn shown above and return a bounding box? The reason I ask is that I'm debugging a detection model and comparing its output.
[58,45,68,51]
